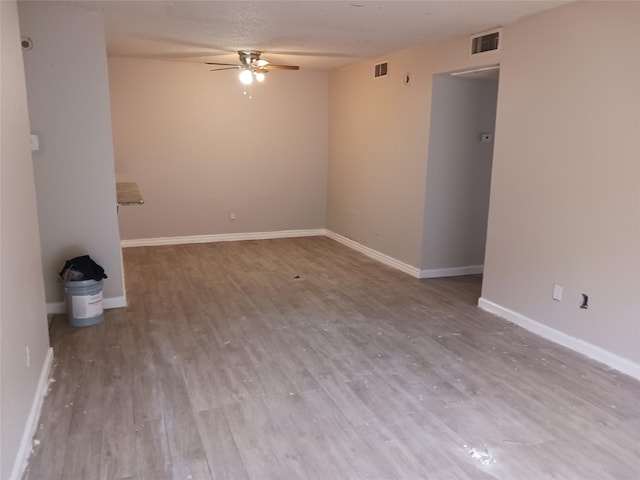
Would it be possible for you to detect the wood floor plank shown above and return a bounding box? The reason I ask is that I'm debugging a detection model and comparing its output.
[100,423,136,480]
[100,379,136,480]
[196,407,250,480]
[134,418,172,480]
[60,431,103,480]
[24,237,640,480]
[163,411,213,480]
[222,396,286,480]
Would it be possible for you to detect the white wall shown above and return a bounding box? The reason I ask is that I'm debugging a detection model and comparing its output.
[108,58,328,240]
[0,2,51,478]
[422,75,498,272]
[19,2,125,305]
[481,1,640,365]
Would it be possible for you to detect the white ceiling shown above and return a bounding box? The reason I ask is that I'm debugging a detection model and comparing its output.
[65,0,569,71]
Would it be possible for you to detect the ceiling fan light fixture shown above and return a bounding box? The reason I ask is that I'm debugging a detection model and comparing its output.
[206,51,298,88]
[239,69,253,85]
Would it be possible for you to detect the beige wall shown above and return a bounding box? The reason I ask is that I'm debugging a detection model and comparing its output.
[329,1,639,365]
[19,2,124,305]
[328,32,500,268]
[108,58,328,240]
[482,1,640,363]
[328,47,434,267]
[422,75,498,271]
[0,2,50,478]
[1,4,635,477]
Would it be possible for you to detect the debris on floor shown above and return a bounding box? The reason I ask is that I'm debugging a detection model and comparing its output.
[502,439,529,445]
[463,444,496,465]
[437,332,461,338]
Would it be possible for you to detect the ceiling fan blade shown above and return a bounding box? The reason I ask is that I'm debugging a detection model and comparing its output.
[209,67,241,72]
[264,64,300,71]
[204,61,242,66]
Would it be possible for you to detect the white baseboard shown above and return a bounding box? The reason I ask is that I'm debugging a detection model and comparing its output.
[121,229,328,248]
[420,265,483,278]
[120,229,479,282]
[46,302,66,314]
[10,347,54,480]
[46,295,127,315]
[104,296,127,309]
[478,297,640,381]
[325,231,421,278]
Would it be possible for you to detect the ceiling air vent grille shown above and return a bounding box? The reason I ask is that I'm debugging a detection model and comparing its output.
[374,61,388,78]
[470,28,501,55]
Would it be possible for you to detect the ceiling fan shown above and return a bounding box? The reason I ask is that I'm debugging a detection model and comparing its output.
[205,50,299,85]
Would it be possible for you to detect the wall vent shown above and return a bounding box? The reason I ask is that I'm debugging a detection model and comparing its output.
[374,61,388,78]
[470,28,501,55]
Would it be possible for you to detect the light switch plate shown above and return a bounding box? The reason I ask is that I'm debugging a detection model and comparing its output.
[552,283,563,301]
[30,134,39,151]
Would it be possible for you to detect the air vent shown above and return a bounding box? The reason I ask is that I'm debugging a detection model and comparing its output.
[374,61,388,78]
[470,28,501,55]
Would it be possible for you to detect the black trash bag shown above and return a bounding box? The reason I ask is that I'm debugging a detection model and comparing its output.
[59,255,108,283]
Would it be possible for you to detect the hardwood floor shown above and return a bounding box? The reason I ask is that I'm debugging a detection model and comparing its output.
[24,237,640,479]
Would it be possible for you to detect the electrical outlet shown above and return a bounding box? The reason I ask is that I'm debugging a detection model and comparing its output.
[229,211,237,221]
[580,294,589,309]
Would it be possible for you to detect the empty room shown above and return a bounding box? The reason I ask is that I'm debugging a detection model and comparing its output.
[1,1,639,479]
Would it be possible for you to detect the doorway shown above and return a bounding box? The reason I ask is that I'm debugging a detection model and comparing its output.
[420,65,500,281]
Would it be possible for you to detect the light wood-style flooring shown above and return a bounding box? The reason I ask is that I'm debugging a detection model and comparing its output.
[24,237,640,479]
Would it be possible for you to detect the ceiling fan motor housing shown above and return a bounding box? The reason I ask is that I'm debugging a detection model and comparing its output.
[239,50,262,66]
[204,51,299,77]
